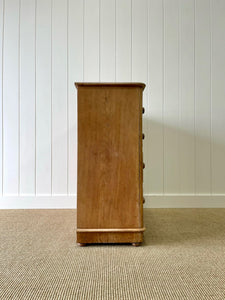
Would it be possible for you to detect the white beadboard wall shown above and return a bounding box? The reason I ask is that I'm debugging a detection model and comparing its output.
[0,0,225,208]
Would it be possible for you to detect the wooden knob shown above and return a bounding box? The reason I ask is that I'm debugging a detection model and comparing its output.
[77,243,87,247]
[142,133,145,140]
[132,242,141,247]
[142,107,145,114]
[143,197,145,204]
[143,162,145,169]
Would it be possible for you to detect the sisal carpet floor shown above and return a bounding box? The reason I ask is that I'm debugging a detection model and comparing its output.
[0,209,224,300]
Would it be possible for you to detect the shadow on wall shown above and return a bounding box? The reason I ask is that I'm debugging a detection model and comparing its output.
[142,115,225,195]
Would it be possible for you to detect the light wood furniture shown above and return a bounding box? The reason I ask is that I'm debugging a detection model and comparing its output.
[75,83,146,246]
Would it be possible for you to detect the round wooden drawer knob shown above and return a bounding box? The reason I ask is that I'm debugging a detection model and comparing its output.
[142,133,145,140]
[142,107,145,114]
[143,162,145,169]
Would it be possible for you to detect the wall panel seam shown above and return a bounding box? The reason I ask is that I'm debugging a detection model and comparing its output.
[209,0,212,195]
[83,0,85,82]
[18,0,21,195]
[178,0,181,194]
[99,0,101,81]
[194,0,196,194]
[115,0,116,82]
[147,0,149,123]
[162,0,165,195]
[67,0,69,195]
[50,0,53,195]
[1,0,5,196]
[34,0,37,194]
[131,0,132,81]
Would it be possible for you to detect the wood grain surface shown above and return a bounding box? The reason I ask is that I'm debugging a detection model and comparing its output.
[76,83,145,244]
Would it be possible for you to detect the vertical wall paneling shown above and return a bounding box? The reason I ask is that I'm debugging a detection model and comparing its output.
[132,0,148,192]
[100,0,115,81]
[1,0,225,207]
[148,0,164,194]
[164,0,179,193]
[132,0,147,83]
[36,0,51,194]
[3,0,20,195]
[68,0,83,195]
[211,0,225,194]
[116,0,132,81]
[0,0,3,195]
[20,0,35,194]
[52,0,67,194]
[195,0,211,193]
[83,0,99,81]
[179,0,195,193]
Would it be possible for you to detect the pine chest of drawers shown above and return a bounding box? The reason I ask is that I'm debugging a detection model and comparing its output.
[75,83,146,246]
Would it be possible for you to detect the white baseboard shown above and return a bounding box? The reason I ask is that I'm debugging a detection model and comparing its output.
[0,194,225,209]
[0,195,76,209]
[145,194,225,208]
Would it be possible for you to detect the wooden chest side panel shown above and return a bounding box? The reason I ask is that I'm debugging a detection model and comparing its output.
[77,86,141,229]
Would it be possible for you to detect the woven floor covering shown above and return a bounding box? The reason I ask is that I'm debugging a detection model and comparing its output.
[0,209,224,300]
